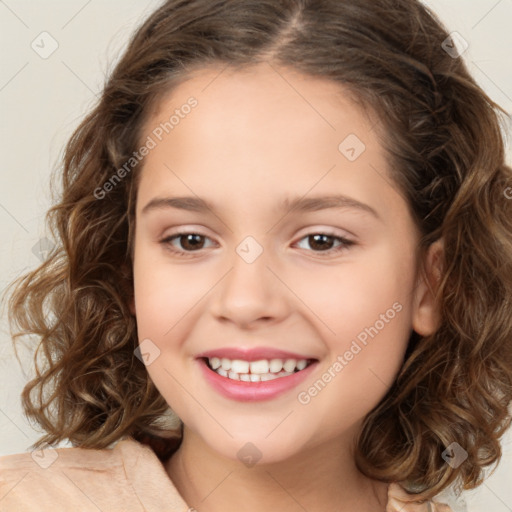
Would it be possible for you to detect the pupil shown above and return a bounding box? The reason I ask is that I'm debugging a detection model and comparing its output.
[310,234,333,251]
[182,234,203,250]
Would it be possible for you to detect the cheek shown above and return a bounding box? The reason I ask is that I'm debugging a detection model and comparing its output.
[132,249,212,406]
[292,246,414,408]
[296,303,412,438]
[294,261,414,428]
[292,244,415,342]
[132,254,201,412]
[132,248,208,338]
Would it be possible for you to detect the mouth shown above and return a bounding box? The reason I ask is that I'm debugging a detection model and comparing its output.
[196,351,319,401]
[201,356,317,382]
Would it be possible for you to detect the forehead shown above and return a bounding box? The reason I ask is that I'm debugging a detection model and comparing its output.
[145,62,376,143]
[135,62,408,227]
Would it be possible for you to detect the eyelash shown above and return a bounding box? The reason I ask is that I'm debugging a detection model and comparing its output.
[159,231,355,258]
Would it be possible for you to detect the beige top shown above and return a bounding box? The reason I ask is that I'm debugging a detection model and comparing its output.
[0,437,460,511]
[0,437,190,512]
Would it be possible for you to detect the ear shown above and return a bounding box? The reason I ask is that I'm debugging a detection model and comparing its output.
[411,239,444,336]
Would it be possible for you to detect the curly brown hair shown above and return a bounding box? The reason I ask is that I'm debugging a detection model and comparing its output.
[3,0,512,500]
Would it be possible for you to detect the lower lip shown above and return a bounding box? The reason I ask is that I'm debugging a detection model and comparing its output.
[197,358,318,402]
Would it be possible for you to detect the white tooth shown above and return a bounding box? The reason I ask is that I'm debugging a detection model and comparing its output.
[269,359,283,373]
[210,357,221,370]
[277,371,293,378]
[217,368,228,377]
[250,359,269,374]
[221,358,231,371]
[239,374,251,382]
[296,359,308,370]
[228,371,240,380]
[249,374,261,382]
[283,359,297,372]
[231,359,250,373]
[260,373,280,381]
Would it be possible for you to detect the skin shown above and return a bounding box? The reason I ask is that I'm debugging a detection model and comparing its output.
[130,62,442,512]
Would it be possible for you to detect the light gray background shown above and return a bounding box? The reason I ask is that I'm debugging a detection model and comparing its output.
[1,1,511,511]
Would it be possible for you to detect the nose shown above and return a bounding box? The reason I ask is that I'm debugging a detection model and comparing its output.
[209,246,291,330]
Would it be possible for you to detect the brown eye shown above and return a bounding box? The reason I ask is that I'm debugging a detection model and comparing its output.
[176,233,206,251]
[160,232,216,256]
[295,233,355,255]
[307,234,336,251]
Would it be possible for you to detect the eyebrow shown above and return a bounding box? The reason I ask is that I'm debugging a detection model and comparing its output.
[141,194,381,220]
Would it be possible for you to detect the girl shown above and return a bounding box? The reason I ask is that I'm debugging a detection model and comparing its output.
[1,0,511,511]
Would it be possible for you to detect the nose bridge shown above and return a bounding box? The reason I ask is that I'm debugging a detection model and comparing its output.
[210,235,289,326]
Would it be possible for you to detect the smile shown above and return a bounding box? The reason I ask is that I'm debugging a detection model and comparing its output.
[196,352,319,402]
[204,356,312,382]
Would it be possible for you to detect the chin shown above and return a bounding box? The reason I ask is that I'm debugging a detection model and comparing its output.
[192,424,311,467]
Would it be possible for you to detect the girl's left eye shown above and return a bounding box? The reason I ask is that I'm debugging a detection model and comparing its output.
[294,233,355,254]
[159,231,355,257]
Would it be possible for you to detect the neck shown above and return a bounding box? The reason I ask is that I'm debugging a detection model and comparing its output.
[165,426,388,512]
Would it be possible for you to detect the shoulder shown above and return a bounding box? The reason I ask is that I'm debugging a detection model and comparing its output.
[0,436,187,512]
[387,482,468,512]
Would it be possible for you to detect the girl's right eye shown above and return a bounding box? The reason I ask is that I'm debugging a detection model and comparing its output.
[160,232,216,257]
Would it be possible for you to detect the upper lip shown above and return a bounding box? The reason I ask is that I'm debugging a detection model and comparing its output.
[196,347,318,362]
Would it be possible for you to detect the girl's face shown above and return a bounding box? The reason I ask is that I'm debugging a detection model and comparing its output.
[131,63,438,464]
